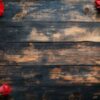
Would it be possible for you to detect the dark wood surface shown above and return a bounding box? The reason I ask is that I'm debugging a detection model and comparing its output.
[0,42,100,65]
[0,0,99,42]
[0,0,100,100]
[0,65,100,99]
[0,21,100,42]
[0,65,99,85]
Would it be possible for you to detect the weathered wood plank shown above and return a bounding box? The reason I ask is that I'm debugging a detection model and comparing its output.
[0,65,100,85]
[0,85,100,100]
[0,0,99,100]
[3,0,93,3]
[0,65,100,100]
[1,0,99,22]
[0,42,100,65]
[0,21,100,42]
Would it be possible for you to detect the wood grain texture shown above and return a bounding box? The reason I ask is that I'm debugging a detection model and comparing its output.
[0,21,100,42]
[0,65,100,85]
[0,0,99,99]
[0,84,99,100]
[1,0,99,22]
[0,65,100,100]
[0,0,99,42]
[0,42,100,65]
[4,0,92,2]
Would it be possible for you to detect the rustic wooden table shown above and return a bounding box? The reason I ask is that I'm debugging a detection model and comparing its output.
[0,0,100,100]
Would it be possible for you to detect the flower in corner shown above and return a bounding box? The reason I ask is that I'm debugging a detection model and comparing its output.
[0,0,4,16]
[0,83,12,96]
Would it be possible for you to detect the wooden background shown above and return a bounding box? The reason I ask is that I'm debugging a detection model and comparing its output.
[0,0,100,100]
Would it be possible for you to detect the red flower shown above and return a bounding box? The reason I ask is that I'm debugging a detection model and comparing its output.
[0,0,4,16]
[95,0,100,8]
[0,84,12,96]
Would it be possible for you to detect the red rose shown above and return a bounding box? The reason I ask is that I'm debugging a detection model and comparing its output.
[95,0,100,8]
[0,0,4,16]
[0,84,12,96]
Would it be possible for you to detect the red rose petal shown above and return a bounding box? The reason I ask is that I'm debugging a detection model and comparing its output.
[0,0,4,16]
[0,84,12,96]
[96,0,100,5]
